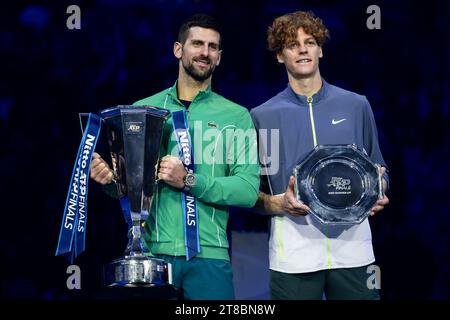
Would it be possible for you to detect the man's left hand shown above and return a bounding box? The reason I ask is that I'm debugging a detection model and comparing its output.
[158,155,186,189]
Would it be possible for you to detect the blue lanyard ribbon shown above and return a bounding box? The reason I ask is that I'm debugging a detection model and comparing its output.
[55,113,102,263]
[120,196,132,229]
[172,110,200,260]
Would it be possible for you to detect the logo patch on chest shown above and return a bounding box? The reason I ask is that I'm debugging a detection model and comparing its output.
[332,118,347,125]
[207,121,218,128]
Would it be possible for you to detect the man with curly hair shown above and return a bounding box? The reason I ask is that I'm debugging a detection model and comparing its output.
[251,11,390,300]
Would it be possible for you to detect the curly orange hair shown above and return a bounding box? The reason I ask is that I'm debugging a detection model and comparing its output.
[267,11,330,53]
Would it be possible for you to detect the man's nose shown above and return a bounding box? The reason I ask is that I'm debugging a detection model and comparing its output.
[199,44,209,56]
[298,43,308,54]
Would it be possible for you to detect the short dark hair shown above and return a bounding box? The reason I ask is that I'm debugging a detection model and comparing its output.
[178,14,221,46]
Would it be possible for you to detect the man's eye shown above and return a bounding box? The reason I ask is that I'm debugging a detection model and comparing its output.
[306,40,317,46]
[287,43,299,49]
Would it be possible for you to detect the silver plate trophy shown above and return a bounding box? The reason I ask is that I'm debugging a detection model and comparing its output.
[99,105,172,287]
[294,144,384,225]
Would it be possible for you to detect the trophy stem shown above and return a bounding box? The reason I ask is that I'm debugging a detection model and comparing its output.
[125,219,150,257]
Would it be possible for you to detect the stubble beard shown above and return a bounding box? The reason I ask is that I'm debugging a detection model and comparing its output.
[182,58,215,82]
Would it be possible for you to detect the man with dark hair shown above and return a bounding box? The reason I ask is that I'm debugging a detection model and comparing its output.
[90,14,260,300]
[177,13,222,46]
[251,11,389,300]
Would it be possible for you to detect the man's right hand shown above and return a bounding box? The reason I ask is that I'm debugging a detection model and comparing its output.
[279,175,310,217]
[257,176,309,217]
[90,152,114,185]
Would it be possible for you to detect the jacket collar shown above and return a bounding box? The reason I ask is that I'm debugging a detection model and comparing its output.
[167,80,213,103]
[284,78,329,106]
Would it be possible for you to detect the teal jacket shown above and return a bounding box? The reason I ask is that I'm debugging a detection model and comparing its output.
[133,82,260,260]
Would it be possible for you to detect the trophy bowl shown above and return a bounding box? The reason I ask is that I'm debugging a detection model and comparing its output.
[294,144,383,225]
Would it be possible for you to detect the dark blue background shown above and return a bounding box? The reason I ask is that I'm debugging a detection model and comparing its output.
[1,0,449,299]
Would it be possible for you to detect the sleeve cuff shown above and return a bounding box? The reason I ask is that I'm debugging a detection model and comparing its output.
[101,182,120,199]
[189,173,207,198]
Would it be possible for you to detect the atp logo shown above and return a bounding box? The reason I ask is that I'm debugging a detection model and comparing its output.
[126,122,143,134]
[327,177,351,191]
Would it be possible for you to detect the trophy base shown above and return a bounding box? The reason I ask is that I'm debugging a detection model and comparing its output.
[103,255,172,287]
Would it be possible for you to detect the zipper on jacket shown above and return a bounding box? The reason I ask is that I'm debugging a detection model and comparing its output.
[307,96,318,147]
[307,96,332,270]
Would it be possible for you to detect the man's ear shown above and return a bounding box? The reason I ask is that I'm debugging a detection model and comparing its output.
[319,47,323,58]
[216,50,222,66]
[276,52,284,64]
[174,41,182,59]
